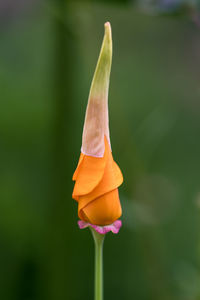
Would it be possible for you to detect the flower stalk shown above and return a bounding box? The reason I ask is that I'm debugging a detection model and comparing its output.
[90,228,105,300]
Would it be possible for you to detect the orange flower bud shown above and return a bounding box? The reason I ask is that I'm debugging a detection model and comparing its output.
[72,22,123,226]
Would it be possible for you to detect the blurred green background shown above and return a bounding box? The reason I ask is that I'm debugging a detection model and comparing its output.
[1,0,200,299]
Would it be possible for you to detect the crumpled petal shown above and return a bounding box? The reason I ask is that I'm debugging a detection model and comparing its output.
[78,219,122,235]
[72,138,123,225]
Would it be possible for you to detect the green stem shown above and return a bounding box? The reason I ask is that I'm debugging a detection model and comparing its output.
[90,228,105,300]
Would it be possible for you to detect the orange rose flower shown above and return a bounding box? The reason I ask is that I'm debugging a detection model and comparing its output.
[72,22,123,227]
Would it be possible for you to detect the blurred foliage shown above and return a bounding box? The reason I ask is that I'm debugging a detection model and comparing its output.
[0,0,200,300]
[138,0,199,12]
[95,0,132,4]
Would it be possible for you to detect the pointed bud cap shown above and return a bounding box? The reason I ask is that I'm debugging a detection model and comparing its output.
[81,22,112,157]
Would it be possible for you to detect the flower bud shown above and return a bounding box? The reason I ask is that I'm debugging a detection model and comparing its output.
[72,22,123,226]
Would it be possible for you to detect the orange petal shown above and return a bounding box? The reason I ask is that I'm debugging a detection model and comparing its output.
[79,188,122,226]
[77,139,123,210]
[72,153,84,181]
[72,149,107,198]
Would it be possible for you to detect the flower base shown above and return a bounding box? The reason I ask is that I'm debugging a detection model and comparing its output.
[78,220,122,235]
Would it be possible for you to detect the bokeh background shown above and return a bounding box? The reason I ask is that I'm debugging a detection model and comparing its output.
[1,0,200,299]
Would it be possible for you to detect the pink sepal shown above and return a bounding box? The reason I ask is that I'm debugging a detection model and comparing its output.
[78,220,122,235]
